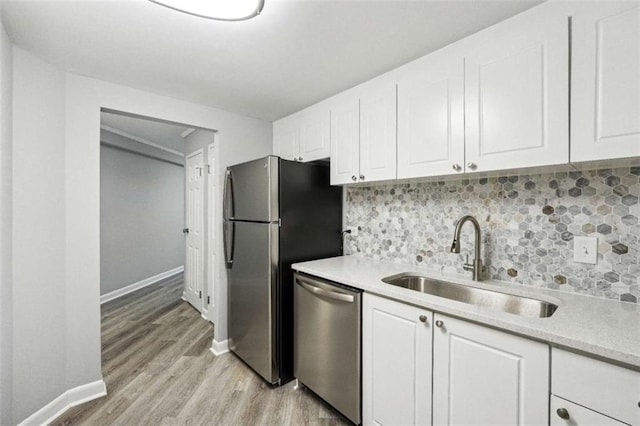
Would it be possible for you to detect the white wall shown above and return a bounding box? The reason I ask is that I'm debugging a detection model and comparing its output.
[12,48,68,423]
[0,14,13,426]
[100,142,184,296]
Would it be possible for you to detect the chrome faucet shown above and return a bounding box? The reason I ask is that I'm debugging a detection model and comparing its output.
[450,215,483,281]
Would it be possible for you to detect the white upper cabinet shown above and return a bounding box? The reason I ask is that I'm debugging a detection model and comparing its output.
[464,6,569,172]
[359,80,397,183]
[273,105,330,162]
[330,78,397,185]
[571,3,640,162]
[433,314,549,425]
[397,47,465,179]
[330,96,360,185]
[273,119,299,161]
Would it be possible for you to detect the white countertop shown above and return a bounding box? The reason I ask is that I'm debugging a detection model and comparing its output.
[292,255,640,369]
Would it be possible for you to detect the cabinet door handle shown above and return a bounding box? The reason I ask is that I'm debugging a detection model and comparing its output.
[467,162,477,170]
[298,156,303,161]
[452,164,462,172]
[351,175,357,181]
[556,408,570,420]
[359,175,365,181]
[419,315,427,323]
[435,320,444,328]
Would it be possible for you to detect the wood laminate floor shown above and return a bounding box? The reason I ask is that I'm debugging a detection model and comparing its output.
[53,273,349,425]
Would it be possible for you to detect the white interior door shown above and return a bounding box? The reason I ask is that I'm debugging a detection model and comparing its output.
[185,149,204,311]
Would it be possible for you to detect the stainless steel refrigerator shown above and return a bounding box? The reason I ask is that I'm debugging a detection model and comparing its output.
[223,156,342,385]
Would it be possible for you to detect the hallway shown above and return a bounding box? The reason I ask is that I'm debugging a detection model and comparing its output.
[53,274,347,425]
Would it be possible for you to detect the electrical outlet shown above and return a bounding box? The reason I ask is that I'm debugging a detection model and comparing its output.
[573,236,597,264]
[345,226,358,237]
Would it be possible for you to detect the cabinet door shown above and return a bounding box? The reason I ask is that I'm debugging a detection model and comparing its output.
[550,396,626,426]
[398,49,465,179]
[273,119,299,161]
[571,3,640,162]
[433,314,549,425]
[465,7,569,172]
[360,82,397,183]
[362,293,432,426]
[298,108,330,162]
[330,97,360,185]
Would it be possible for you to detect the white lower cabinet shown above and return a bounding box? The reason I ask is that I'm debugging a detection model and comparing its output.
[550,396,626,426]
[362,294,550,426]
[362,293,432,426]
[432,314,549,425]
[551,348,640,425]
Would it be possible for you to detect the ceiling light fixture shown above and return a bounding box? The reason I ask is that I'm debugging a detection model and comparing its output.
[149,0,265,22]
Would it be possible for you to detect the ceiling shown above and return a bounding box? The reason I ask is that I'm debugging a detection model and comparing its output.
[2,0,543,122]
[101,111,192,152]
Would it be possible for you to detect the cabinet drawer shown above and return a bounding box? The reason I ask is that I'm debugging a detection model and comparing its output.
[551,396,626,426]
[552,348,640,425]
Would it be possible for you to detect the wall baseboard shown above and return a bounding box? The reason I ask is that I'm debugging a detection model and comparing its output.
[210,339,229,356]
[100,265,184,304]
[18,379,106,426]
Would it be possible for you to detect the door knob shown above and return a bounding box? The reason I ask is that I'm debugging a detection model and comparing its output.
[419,315,427,323]
[556,408,570,420]
[467,162,477,170]
[182,228,189,234]
[435,320,444,328]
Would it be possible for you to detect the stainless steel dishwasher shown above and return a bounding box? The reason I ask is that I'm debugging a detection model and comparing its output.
[293,272,362,425]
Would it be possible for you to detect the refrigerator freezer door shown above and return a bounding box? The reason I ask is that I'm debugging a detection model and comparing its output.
[228,221,280,384]
[227,156,279,222]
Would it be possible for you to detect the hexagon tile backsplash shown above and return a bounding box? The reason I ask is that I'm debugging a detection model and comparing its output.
[344,166,640,303]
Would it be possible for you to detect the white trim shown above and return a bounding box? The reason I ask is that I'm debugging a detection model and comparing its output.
[100,124,184,156]
[181,128,196,138]
[210,339,229,356]
[100,266,184,304]
[17,380,106,426]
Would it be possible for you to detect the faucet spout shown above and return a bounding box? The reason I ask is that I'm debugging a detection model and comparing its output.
[450,215,483,281]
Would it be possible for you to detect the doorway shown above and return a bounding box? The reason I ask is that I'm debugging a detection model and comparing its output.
[99,110,218,320]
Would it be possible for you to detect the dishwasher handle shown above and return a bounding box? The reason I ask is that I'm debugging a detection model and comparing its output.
[295,275,355,303]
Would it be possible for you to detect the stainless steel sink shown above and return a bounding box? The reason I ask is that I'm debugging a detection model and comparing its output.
[382,273,558,318]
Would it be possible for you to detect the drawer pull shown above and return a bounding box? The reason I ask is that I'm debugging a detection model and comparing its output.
[556,408,570,420]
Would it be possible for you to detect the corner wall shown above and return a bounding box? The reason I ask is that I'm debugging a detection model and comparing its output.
[0,14,13,426]
[12,48,68,423]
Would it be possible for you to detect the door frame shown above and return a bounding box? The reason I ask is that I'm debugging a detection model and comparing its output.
[205,138,218,322]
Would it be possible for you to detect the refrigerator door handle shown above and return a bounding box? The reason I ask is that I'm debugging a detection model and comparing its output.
[295,276,355,303]
[223,169,234,220]
[224,220,235,267]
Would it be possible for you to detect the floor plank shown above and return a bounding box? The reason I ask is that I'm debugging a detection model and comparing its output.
[52,273,350,425]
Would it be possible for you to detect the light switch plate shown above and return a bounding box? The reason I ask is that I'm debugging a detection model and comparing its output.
[573,236,597,264]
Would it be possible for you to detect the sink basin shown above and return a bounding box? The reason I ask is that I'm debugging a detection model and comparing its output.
[381,273,558,318]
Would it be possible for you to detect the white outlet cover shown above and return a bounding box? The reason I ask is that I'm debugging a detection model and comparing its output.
[573,236,597,264]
